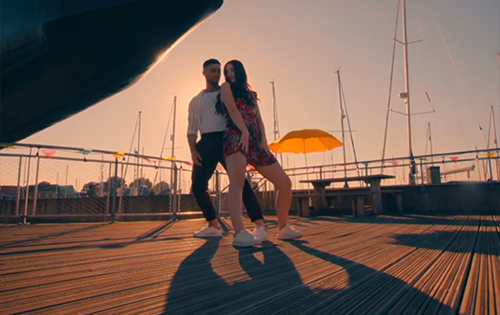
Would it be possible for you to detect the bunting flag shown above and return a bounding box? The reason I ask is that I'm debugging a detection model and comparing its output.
[41,149,56,158]
[450,157,459,162]
[484,152,497,158]
[80,149,92,155]
[161,156,192,166]
[417,157,428,161]
[389,161,399,166]
[143,157,152,164]
[113,151,125,159]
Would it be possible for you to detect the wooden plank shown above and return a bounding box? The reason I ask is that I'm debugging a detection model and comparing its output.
[0,215,498,314]
[382,216,479,315]
[297,216,466,315]
[458,215,500,315]
[214,216,447,315]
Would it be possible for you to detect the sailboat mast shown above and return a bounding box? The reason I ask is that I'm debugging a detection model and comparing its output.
[490,105,499,180]
[336,69,348,187]
[402,0,416,185]
[497,52,500,179]
[270,80,284,165]
[428,122,434,165]
[171,96,177,160]
[170,96,177,186]
[498,52,500,143]
[137,110,142,186]
[270,80,279,141]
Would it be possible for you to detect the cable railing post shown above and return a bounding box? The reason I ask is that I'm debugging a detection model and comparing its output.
[21,148,33,225]
[32,151,41,216]
[15,157,22,217]
[110,158,118,224]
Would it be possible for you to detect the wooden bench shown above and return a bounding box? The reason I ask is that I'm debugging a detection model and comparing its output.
[293,190,371,217]
[300,174,396,215]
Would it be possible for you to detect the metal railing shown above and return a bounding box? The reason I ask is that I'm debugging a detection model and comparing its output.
[0,143,228,224]
[1,143,498,223]
[278,148,499,190]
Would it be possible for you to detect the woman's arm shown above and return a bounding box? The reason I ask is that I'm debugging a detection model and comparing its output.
[220,83,249,136]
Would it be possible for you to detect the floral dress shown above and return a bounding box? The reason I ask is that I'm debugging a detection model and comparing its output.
[222,93,277,166]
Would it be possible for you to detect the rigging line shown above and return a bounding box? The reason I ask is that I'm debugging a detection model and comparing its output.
[153,97,175,185]
[381,0,401,171]
[424,91,436,112]
[394,109,436,116]
[434,18,474,148]
[339,78,361,176]
[123,113,140,180]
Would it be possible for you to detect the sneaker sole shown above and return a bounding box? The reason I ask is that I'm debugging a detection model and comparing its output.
[254,235,269,242]
[193,234,223,238]
[277,234,303,240]
[232,241,262,247]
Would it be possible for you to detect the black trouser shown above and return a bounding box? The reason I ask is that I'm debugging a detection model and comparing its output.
[191,131,264,222]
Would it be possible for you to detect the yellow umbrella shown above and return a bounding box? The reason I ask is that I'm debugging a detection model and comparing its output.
[269,129,343,154]
[269,128,343,190]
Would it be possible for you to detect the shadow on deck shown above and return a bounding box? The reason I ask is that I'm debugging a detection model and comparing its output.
[1,214,499,314]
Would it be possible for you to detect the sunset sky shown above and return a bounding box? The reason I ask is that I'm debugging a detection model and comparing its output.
[2,0,499,188]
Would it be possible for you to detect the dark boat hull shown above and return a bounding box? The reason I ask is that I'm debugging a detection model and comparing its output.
[0,0,223,143]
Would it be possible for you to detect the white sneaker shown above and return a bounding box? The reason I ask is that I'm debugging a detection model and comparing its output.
[233,230,262,247]
[252,225,269,242]
[277,224,303,240]
[193,224,222,238]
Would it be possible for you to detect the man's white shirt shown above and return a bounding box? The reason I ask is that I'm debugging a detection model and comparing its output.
[187,90,226,137]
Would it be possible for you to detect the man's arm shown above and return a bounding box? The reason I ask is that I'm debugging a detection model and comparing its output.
[187,99,202,166]
[187,98,199,138]
[187,134,197,154]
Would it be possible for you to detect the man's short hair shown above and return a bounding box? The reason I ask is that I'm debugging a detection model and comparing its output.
[203,58,220,69]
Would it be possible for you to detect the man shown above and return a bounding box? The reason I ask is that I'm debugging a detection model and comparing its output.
[187,59,267,246]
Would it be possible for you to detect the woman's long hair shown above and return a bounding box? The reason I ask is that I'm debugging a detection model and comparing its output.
[224,60,258,105]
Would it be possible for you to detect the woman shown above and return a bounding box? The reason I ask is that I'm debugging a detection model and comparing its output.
[219,59,303,247]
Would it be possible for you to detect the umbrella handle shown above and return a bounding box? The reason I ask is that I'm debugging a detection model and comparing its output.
[304,151,311,196]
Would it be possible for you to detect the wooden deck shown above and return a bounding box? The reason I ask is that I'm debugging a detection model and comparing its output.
[1,214,499,315]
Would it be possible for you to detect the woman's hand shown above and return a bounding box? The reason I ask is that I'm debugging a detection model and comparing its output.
[239,130,249,154]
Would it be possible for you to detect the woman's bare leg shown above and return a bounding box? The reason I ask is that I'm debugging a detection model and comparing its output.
[254,163,292,229]
[225,152,248,234]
